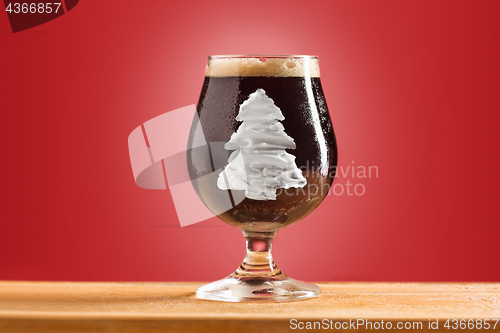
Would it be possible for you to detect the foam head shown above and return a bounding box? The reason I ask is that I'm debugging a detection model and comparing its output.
[205,55,320,78]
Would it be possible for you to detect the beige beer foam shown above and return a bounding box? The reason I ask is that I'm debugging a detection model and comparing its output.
[206,56,320,77]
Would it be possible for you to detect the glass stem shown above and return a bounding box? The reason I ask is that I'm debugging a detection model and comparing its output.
[233,230,285,279]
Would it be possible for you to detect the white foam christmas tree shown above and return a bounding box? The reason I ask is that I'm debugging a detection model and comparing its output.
[217,89,307,200]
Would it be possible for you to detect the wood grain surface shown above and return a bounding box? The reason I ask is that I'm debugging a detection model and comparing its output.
[0,281,499,332]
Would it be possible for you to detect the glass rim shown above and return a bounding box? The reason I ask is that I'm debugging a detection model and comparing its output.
[208,55,319,60]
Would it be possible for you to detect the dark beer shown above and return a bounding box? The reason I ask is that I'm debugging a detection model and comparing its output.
[187,57,337,231]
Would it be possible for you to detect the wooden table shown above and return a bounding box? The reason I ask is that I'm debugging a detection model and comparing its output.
[0,281,499,332]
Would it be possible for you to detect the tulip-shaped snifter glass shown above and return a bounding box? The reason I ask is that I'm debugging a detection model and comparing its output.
[187,55,337,302]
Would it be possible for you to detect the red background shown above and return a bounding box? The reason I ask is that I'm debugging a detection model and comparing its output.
[1,0,499,282]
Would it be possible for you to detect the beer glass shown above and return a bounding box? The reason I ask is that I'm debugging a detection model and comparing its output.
[187,55,337,302]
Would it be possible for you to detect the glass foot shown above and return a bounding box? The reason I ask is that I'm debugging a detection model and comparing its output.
[196,275,321,302]
[197,230,320,302]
